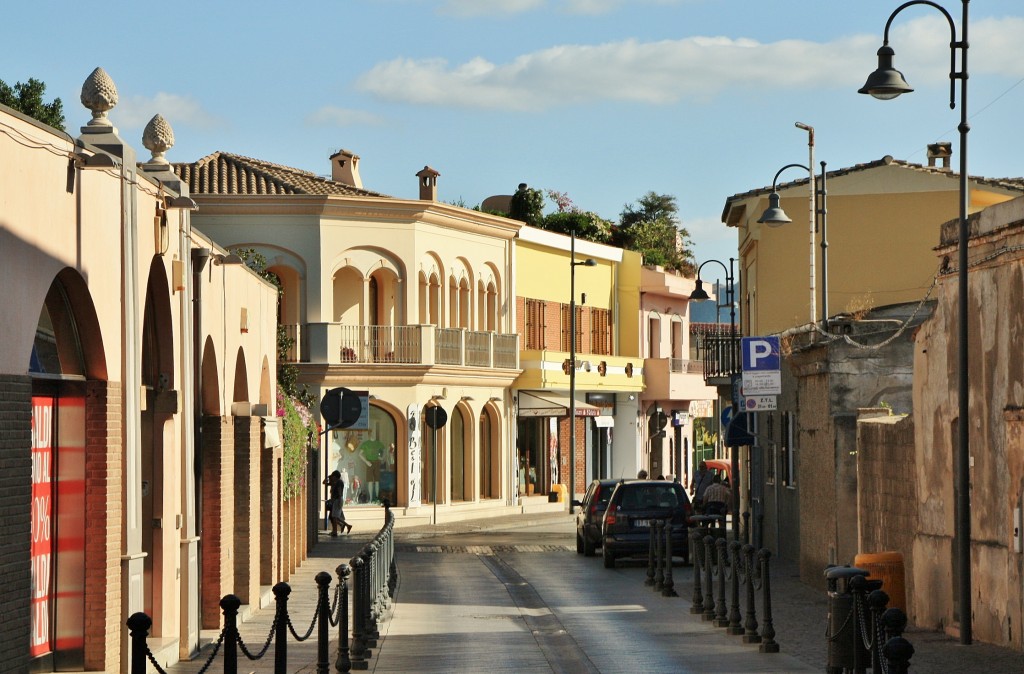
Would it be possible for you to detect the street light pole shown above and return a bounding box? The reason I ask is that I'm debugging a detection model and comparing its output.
[568,230,596,514]
[691,258,737,539]
[860,0,971,644]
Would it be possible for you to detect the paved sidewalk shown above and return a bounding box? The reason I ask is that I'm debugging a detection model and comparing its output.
[161,511,1024,673]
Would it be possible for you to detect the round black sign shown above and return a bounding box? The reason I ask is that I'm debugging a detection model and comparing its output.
[424,406,448,429]
[320,387,362,429]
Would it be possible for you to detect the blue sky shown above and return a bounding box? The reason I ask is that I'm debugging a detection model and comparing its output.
[6,0,1024,276]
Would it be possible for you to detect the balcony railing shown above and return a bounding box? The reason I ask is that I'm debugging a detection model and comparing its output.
[296,323,519,369]
[699,334,741,382]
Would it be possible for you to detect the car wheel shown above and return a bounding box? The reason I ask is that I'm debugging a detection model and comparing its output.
[583,535,596,557]
[576,533,584,554]
[603,545,615,569]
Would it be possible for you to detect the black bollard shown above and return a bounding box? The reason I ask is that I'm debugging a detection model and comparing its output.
[714,538,729,627]
[882,608,914,674]
[221,594,242,673]
[646,523,657,586]
[727,540,744,635]
[273,582,291,673]
[662,521,677,597]
[690,528,705,614]
[868,589,891,672]
[336,564,352,673]
[758,549,779,653]
[350,557,369,669]
[741,545,761,644]
[126,612,152,674]
[365,544,380,645]
[654,520,666,591]
[315,571,332,674]
[702,535,716,621]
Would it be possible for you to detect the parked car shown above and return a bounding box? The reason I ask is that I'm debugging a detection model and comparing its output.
[573,479,620,556]
[601,480,692,569]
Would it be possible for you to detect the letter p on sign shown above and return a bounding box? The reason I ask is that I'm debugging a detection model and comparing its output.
[741,336,780,372]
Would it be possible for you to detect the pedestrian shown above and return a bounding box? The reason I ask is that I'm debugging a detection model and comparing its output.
[637,469,649,479]
[689,461,714,512]
[323,470,353,536]
[702,473,731,516]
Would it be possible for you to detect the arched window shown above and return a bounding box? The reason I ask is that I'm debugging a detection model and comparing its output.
[479,406,499,499]
[329,405,398,506]
[451,406,466,501]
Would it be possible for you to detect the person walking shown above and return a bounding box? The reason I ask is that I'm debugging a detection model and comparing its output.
[323,470,353,536]
[702,473,731,516]
[689,461,714,512]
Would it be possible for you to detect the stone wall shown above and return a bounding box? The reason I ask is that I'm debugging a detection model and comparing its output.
[0,376,31,672]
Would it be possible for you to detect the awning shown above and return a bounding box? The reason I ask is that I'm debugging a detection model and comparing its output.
[517,391,601,418]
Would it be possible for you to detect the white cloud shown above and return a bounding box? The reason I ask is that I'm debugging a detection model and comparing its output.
[114,92,222,130]
[356,15,1024,111]
[305,106,386,127]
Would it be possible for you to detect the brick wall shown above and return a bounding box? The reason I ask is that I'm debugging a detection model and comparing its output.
[233,416,261,606]
[260,444,281,586]
[0,375,31,672]
[84,380,122,672]
[201,416,235,629]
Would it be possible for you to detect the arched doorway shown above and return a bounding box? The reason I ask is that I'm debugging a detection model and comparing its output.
[29,271,105,671]
[328,403,399,506]
[420,403,446,505]
[479,405,500,499]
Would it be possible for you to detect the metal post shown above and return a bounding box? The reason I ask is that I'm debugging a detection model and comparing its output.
[350,557,368,667]
[569,229,577,512]
[221,594,241,674]
[741,545,761,644]
[126,612,152,674]
[646,524,657,587]
[273,582,291,674]
[727,540,744,635]
[690,528,705,614]
[818,161,829,327]
[714,538,729,626]
[336,565,352,674]
[703,535,716,621]
[758,549,779,653]
[315,572,332,674]
[662,521,677,597]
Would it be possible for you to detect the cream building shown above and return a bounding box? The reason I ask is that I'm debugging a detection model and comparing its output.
[0,69,284,672]
[174,153,526,525]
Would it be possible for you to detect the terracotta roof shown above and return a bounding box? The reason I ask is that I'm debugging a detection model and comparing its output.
[722,155,1024,220]
[172,152,390,197]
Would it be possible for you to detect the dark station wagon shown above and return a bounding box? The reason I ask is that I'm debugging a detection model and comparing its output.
[600,480,692,568]
[573,479,620,557]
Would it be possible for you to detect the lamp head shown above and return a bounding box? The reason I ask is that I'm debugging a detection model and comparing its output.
[757,192,792,227]
[690,279,711,302]
[584,258,597,267]
[858,45,913,100]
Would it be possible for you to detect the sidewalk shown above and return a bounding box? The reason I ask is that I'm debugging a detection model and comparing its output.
[163,511,1024,673]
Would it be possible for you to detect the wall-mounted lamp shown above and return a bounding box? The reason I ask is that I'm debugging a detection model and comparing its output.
[72,151,119,170]
[164,195,198,211]
[214,253,244,266]
[431,394,446,401]
[489,396,502,402]
[461,396,475,402]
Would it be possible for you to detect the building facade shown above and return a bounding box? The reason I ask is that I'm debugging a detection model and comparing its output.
[0,68,283,672]
[175,153,526,525]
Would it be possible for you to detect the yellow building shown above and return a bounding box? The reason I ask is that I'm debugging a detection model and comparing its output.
[513,227,644,500]
[723,151,1024,336]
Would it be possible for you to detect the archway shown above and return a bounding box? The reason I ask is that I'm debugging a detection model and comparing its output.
[479,405,501,499]
[421,403,447,504]
[28,269,105,671]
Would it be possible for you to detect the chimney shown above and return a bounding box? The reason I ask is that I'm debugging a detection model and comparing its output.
[416,166,440,201]
[927,142,952,170]
[330,149,362,187]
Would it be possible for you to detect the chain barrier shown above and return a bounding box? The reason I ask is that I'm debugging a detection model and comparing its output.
[127,505,397,674]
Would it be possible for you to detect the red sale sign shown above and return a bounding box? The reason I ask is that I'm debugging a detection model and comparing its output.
[30,396,54,658]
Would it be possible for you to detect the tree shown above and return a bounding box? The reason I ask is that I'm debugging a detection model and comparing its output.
[508,183,545,226]
[0,77,65,131]
[540,211,614,243]
[615,192,696,275]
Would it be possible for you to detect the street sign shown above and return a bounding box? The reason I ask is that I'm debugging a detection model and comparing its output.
[742,336,781,371]
[743,395,777,412]
[741,336,782,396]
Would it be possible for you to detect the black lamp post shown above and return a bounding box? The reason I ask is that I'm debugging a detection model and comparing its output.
[691,258,738,540]
[758,160,830,328]
[568,230,596,514]
[860,0,972,644]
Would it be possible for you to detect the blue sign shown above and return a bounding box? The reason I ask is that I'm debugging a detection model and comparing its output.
[742,336,781,372]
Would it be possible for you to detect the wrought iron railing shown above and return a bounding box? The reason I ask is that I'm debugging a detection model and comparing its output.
[699,334,741,382]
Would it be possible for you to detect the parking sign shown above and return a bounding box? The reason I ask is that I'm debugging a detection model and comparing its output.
[741,336,781,396]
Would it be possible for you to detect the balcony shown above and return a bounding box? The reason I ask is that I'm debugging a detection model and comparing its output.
[698,334,741,386]
[287,323,520,369]
[643,357,715,401]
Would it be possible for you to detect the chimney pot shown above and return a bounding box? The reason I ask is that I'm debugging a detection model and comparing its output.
[330,149,362,187]
[927,142,953,170]
[416,165,440,201]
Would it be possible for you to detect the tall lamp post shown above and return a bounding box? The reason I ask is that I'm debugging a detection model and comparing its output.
[690,258,738,539]
[568,230,596,514]
[859,0,972,644]
[758,159,830,328]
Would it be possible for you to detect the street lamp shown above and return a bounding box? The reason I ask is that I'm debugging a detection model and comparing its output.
[758,159,831,328]
[757,122,820,328]
[568,229,596,514]
[860,0,972,645]
[691,258,739,540]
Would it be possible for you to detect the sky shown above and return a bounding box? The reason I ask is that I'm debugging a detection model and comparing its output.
[5,0,1024,280]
